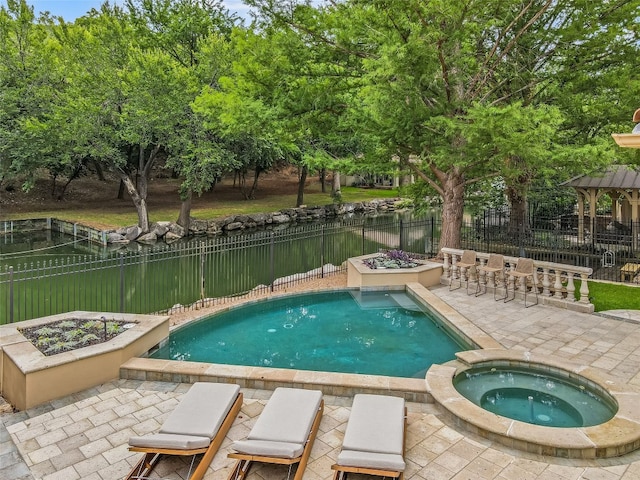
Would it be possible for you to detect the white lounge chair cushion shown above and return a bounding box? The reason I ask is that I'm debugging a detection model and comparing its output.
[336,450,406,471]
[231,387,323,459]
[128,433,210,450]
[335,394,406,472]
[230,439,305,458]
[341,394,405,456]
[129,382,240,449]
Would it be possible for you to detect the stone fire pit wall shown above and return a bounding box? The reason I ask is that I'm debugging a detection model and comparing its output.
[0,311,169,410]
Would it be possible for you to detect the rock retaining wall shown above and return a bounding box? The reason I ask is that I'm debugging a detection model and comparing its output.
[108,198,410,244]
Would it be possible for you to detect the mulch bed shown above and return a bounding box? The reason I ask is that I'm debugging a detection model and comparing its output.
[19,318,132,356]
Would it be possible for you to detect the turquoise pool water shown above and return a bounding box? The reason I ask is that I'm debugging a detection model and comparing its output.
[454,366,617,427]
[151,290,467,378]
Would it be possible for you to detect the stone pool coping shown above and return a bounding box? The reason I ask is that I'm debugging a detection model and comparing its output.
[426,348,640,459]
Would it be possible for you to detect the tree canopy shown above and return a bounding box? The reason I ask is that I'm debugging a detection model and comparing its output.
[1,0,637,244]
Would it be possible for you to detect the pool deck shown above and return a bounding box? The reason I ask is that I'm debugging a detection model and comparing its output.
[3,274,640,479]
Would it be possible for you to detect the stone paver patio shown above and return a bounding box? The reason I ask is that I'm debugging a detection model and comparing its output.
[3,277,640,480]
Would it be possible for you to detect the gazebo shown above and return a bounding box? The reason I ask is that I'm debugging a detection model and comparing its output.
[562,165,640,251]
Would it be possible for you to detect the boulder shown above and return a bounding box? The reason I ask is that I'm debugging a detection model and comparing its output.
[150,223,169,237]
[225,222,244,231]
[137,231,158,244]
[164,231,182,243]
[248,213,270,226]
[106,232,128,244]
[271,214,291,224]
[124,226,143,241]
[167,223,185,237]
[189,219,208,235]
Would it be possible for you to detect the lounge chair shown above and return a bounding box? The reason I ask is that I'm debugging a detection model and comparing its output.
[332,394,406,480]
[227,387,324,480]
[126,382,242,480]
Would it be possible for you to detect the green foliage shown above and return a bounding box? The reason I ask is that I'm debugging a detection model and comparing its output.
[81,320,103,330]
[80,333,100,344]
[34,326,61,336]
[105,322,124,335]
[587,282,640,313]
[64,329,86,341]
[2,0,637,235]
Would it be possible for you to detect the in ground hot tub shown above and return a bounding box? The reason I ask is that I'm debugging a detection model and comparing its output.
[426,349,640,458]
[453,365,617,428]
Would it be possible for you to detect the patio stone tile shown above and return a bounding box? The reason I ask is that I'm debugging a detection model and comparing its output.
[29,459,57,479]
[62,418,93,437]
[87,409,118,428]
[432,450,470,474]
[57,433,88,453]
[84,423,116,442]
[36,428,69,448]
[72,452,110,477]
[78,437,112,458]
[478,448,518,468]
[69,405,99,422]
[42,465,80,480]
[458,456,505,479]
[448,438,486,461]
[28,443,62,464]
[416,461,456,480]
[50,447,84,471]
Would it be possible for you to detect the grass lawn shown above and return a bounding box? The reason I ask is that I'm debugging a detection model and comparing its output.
[5,186,402,230]
[588,281,640,312]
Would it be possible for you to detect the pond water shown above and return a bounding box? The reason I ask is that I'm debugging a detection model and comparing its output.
[150,290,468,378]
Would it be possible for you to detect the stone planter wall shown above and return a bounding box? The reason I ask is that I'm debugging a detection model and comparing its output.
[347,253,443,288]
[0,311,169,410]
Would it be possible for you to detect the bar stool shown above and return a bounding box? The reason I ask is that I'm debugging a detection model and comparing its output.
[476,254,506,300]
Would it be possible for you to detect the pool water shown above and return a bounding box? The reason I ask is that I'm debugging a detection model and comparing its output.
[454,366,617,427]
[150,290,467,378]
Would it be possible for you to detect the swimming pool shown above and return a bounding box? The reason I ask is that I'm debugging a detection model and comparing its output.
[150,290,468,378]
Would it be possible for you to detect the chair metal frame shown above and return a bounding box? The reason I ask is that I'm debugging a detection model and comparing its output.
[475,254,507,301]
[449,250,477,295]
[504,257,539,307]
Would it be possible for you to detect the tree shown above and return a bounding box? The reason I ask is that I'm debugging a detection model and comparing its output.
[0,0,63,192]
[126,0,239,230]
[247,0,638,253]
[195,3,363,207]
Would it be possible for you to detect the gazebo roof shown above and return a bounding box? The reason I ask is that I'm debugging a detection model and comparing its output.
[563,164,640,189]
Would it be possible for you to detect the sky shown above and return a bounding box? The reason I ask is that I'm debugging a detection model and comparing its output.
[0,0,253,21]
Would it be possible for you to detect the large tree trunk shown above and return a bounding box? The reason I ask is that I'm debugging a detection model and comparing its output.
[117,144,160,233]
[505,155,532,240]
[332,170,341,197]
[319,168,326,193]
[120,174,150,232]
[177,188,192,232]
[296,164,308,207]
[437,172,465,255]
[506,185,530,238]
[247,168,262,199]
[408,161,466,257]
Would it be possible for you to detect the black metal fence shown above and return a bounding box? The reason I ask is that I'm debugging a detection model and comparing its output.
[0,219,439,324]
[1,213,638,324]
[459,211,639,284]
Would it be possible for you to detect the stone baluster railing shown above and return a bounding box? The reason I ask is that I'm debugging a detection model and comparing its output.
[440,248,594,313]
